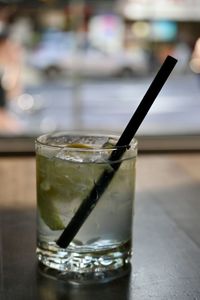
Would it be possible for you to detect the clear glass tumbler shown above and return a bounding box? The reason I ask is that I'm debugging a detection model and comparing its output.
[36,132,137,284]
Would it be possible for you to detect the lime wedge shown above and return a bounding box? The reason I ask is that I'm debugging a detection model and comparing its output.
[37,155,65,230]
[38,191,65,230]
[36,143,109,230]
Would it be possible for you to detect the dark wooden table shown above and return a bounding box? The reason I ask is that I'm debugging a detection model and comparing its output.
[1,154,200,300]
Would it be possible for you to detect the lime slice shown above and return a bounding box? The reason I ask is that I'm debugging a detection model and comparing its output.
[66,143,93,149]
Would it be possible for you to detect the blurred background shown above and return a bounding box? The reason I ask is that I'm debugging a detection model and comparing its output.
[0,0,200,152]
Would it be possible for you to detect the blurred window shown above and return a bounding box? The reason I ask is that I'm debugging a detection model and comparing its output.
[0,1,200,152]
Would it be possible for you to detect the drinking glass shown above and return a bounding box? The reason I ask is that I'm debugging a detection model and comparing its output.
[36,132,137,284]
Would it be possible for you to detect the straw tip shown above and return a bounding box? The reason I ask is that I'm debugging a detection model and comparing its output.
[166,55,178,64]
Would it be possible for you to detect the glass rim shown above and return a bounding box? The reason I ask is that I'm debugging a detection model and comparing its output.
[35,131,138,152]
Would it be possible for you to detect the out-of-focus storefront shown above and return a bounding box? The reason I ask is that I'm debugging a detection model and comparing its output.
[3,0,199,77]
[20,0,200,76]
[117,0,200,72]
[0,0,200,152]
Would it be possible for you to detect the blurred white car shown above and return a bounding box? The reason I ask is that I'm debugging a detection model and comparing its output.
[29,30,149,78]
[62,46,149,78]
[28,30,75,78]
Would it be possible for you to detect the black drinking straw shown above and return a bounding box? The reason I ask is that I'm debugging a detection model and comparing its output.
[57,55,177,248]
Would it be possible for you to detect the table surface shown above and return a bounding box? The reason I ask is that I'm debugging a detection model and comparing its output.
[1,154,200,300]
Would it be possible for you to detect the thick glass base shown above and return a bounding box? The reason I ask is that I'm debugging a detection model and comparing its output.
[37,240,132,284]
